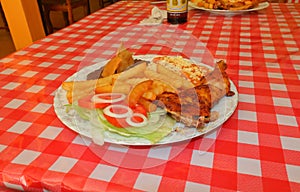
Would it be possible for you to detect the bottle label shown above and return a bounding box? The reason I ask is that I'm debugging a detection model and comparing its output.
[167,0,187,13]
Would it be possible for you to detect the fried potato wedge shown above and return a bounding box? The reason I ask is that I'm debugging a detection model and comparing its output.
[101,45,135,77]
[117,62,147,80]
[101,56,122,77]
[95,84,113,94]
[128,80,153,108]
[138,97,157,112]
[62,81,74,91]
[117,48,134,73]
[62,73,120,103]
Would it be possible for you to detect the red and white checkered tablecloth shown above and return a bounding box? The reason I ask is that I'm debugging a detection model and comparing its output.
[1,1,300,191]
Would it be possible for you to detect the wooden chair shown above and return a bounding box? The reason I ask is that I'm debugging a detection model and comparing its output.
[0,3,9,31]
[41,0,90,34]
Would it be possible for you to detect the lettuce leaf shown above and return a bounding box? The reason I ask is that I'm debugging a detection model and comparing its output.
[70,103,175,144]
[96,109,175,144]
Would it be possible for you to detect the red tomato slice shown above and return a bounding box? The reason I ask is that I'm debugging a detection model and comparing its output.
[77,93,125,109]
[131,115,144,123]
[132,104,148,117]
[103,104,133,118]
[94,102,111,109]
[103,114,129,128]
[78,95,111,109]
[126,113,148,127]
[102,104,148,128]
[77,95,94,109]
[91,93,125,104]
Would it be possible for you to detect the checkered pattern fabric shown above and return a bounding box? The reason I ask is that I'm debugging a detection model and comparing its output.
[1,1,300,191]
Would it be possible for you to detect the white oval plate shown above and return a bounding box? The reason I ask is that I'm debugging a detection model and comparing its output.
[53,55,238,146]
[189,1,269,16]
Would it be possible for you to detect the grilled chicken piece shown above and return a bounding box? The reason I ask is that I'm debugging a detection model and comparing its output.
[156,60,235,129]
[156,85,211,128]
[201,60,234,98]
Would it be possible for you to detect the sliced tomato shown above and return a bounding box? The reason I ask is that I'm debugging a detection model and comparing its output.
[126,113,148,127]
[132,104,148,117]
[77,93,125,109]
[77,95,94,109]
[104,113,148,128]
[102,104,148,128]
[103,104,133,118]
[91,93,125,104]
[102,104,132,128]
[78,95,111,109]
[94,102,111,109]
[103,114,129,128]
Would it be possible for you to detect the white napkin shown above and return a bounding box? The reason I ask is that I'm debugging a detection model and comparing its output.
[140,6,167,25]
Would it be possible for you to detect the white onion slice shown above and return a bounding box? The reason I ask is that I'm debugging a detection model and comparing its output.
[126,113,148,127]
[91,93,125,104]
[103,104,133,118]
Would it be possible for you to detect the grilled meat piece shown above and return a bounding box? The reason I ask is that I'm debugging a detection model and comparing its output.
[156,85,212,128]
[156,60,235,129]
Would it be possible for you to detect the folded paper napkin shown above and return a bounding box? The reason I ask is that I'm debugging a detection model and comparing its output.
[140,6,167,25]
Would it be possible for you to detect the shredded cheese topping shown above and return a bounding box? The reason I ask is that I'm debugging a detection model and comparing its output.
[154,56,210,85]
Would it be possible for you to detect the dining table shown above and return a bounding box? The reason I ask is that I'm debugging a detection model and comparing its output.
[1,0,300,191]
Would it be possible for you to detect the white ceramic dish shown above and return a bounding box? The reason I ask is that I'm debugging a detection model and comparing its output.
[53,55,238,146]
[189,1,269,16]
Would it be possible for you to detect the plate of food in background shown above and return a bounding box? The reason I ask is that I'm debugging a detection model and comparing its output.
[189,0,269,16]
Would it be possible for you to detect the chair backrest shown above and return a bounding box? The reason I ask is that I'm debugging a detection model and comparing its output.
[100,0,114,8]
[41,0,90,34]
[66,0,72,6]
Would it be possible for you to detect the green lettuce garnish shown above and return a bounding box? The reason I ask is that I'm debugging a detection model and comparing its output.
[69,103,176,144]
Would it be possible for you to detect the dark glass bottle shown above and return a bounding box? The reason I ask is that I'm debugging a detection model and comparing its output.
[167,0,188,24]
